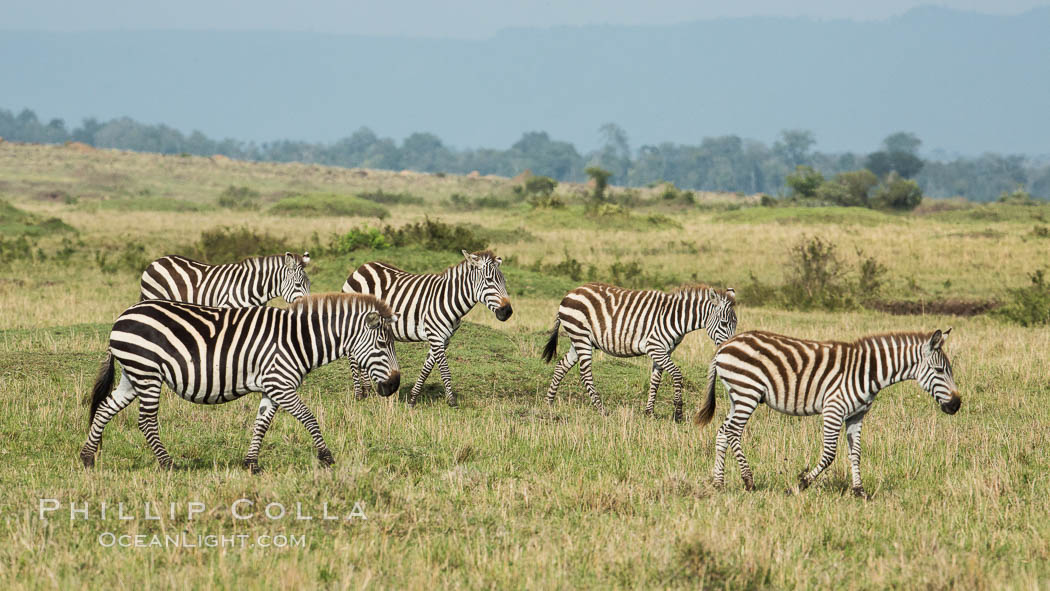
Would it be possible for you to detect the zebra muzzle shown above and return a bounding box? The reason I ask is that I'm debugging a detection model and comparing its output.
[494,301,513,321]
[941,393,961,415]
[377,372,401,397]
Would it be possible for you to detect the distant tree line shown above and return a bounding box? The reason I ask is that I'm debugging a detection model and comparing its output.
[2,108,1048,202]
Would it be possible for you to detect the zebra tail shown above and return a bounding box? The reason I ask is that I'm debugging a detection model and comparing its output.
[694,359,718,427]
[541,318,561,363]
[88,351,115,429]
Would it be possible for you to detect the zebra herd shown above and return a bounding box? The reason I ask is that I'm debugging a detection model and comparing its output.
[81,248,961,496]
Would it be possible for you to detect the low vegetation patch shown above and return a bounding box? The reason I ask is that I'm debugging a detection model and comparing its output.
[741,236,887,311]
[315,218,488,256]
[269,193,390,219]
[992,270,1050,326]
[356,190,425,206]
[186,226,296,264]
[217,185,260,210]
[91,195,209,213]
[0,199,75,236]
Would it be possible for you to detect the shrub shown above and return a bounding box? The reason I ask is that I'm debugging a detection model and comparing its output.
[191,226,293,264]
[357,190,424,205]
[993,270,1050,326]
[815,169,878,207]
[522,176,557,198]
[528,193,565,209]
[384,218,487,252]
[448,193,513,209]
[95,242,150,274]
[217,185,260,210]
[269,193,389,218]
[997,186,1040,206]
[328,226,391,254]
[785,166,824,198]
[872,173,923,211]
[585,166,612,203]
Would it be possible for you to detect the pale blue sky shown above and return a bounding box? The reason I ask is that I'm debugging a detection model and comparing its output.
[4,0,1048,37]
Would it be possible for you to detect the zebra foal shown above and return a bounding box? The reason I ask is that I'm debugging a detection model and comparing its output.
[342,250,512,407]
[542,283,737,420]
[695,329,961,497]
[140,252,311,306]
[80,293,400,473]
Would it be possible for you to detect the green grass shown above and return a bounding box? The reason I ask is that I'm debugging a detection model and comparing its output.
[714,205,897,225]
[1,142,1049,589]
[0,199,75,236]
[269,193,391,219]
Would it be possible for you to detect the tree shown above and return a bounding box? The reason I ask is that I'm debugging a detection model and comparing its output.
[785,165,824,198]
[585,166,612,202]
[865,150,924,179]
[774,129,816,168]
[882,131,921,155]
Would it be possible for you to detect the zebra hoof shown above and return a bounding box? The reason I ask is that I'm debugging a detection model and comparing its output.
[673,410,684,423]
[797,470,811,491]
[851,487,870,500]
[446,398,458,408]
[244,459,262,474]
[317,449,335,467]
[158,460,177,471]
[743,477,755,491]
[80,450,95,469]
[712,479,725,491]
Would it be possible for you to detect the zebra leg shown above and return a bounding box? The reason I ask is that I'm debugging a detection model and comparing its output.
[268,387,334,467]
[80,372,139,468]
[545,347,579,405]
[408,348,437,407]
[243,396,279,474]
[799,407,845,491]
[350,358,368,400]
[712,398,736,489]
[576,343,607,415]
[136,382,174,469]
[648,350,685,422]
[845,412,869,499]
[643,363,663,417]
[432,341,457,407]
[724,397,758,490]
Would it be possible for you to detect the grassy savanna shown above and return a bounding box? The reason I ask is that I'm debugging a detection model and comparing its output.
[1,142,1048,589]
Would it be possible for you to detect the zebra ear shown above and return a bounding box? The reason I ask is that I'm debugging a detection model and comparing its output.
[462,250,479,266]
[284,252,296,267]
[724,288,736,304]
[364,311,381,329]
[495,256,503,267]
[928,329,945,351]
[301,251,310,266]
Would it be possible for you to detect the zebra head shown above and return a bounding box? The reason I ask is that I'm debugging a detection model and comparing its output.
[280,252,311,303]
[462,250,513,321]
[353,309,401,397]
[916,328,961,415]
[705,288,737,346]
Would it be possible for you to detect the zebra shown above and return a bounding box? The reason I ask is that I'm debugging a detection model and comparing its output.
[139,252,311,307]
[79,293,400,473]
[542,283,737,420]
[695,329,961,498]
[341,250,512,407]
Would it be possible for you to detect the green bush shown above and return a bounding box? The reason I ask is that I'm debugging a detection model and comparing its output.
[448,193,514,209]
[585,166,612,203]
[997,186,1040,206]
[95,242,150,274]
[217,185,260,210]
[522,176,557,198]
[191,226,294,264]
[328,227,391,254]
[871,173,923,211]
[269,193,389,219]
[384,218,488,252]
[741,236,887,311]
[785,166,824,198]
[993,270,1050,326]
[357,190,424,206]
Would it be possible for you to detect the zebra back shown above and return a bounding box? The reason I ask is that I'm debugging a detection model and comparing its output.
[139,252,311,307]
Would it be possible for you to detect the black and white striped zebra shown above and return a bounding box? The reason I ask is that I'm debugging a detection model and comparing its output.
[80,293,400,473]
[695,329,961,497]
[341,250,512,407]
[139,252,311,307]
[542,283,737,420]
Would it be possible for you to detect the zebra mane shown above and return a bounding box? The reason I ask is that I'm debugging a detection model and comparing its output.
[852,332,934,348]
[236,253,305,267]
[289,293,393,318]
[669,283,730,300]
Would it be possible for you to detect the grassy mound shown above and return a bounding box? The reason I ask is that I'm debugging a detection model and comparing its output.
[269,193,390,218]
[0,199,75,236]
